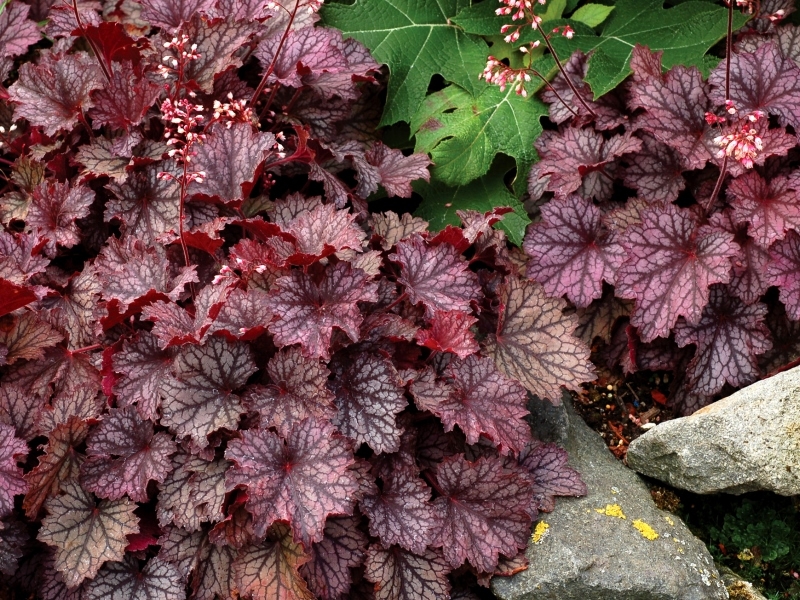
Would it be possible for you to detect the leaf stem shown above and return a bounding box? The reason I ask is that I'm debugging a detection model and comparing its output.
[725,0,733,101]
[706,156,728,212]
[72,0,112,84]
[539,33,597,119]
[528,65,580,119]
[251,0,301,109]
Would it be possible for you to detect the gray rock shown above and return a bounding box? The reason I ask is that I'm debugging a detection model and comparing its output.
[492,394,727,600]
[626,367,800,495]
[717,566,768,600]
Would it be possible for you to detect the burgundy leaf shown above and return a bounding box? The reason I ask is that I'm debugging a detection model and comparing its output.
[0,280,37,317]
[415,310,478,358]
[284,203,367,262]
[205,287,274,340]
[105,164,181,246]
[534,128,641,201]
[0,231,49,285]
[616,203,739,342]
[28,181,94,252]
[3,345,100,402]
[574,291,632,345]
[41,267,102,350]
[0,517,27,576]
[0,384,45,441]
[244,346,337,437]
[364,545,451,600]
[675,285,772,395]
[0,311,63,364]
[189,124,276,203]
[37,388,104,434]
[430,455,533,572]
[768,230,800,319]
[161,336,256,445]
[360,466,436,554]
[82,21,142,68]
[329,353,407,454]
[484,277,595,402]
[0,3,40,59]
[300,515,368,600]
[225,418,358,545]
[234,523,315,600]
[524,194,625,308]
[710,42,800,129]
[628,45,716,170]
[410,356,530,456]
[89,62,160,131]
[518,441,587,514]
[711,211,771,305]
[23,418,89,519]
[371,211,429,251]
[157,451,228,531]
[8,52,103,136]
[83,557,184,600]
[75,137,133,183]
[112,331,176,420]
[364,142,431,198]
[0,423,27,518]
[268,262,378,360]
[622,133,687,204]
[37,480,139,588]
[726,170,800,248]
[391,234,480,315]
[80,406,177,502]
[140,0,215,30]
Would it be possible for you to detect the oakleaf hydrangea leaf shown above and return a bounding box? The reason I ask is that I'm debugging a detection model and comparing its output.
[484,277,595,402]
[416,310,479,359]
[329,353,407,454]
[430,455,533,572]
[28,181,94,252]
[268,262,378,360]
[225,418,358,545]
[38,480,139,588]
[518,441,587,514]
[675,285,771,395]
[244,346,336,437]
[8,52,103,136]
[392,234,479,315]
[727,170,800,249]
[84,557,184,600]
[710,42,800,130]
[300,515,368,600]
[189,124,276,203]
[157,451,228,531]
[410,356,530,456]
[524,194,625,308]
[321,0,487,126]
[360,466,437,554]
[112,331,176,421]
[0,423,27,518]
[80,406,177,502]
[617,203,738,342]
[364,545,451,600]
[161,337,256,446]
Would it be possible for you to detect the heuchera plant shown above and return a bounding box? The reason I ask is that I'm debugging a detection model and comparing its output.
[0,1,592,598]
[508,0,800,414]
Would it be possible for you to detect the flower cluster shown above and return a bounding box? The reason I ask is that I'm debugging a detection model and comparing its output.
[708,103,766,170]
[156,34,201,80]
[481,57,532,96]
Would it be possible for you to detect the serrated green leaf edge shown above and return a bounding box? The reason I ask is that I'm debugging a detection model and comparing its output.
[570,4,615,28]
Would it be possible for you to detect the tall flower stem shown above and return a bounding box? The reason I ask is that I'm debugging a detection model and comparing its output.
[251,0,301,109]
[539,34,597,119]
[707,1,735,211]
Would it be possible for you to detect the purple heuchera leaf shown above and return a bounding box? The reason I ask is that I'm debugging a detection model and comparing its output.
[710,42,800,129]
[80,406,177,502]
[484,277,596,402]
[0,423,28,518]
[628,45,717,170]
[768,230,800,320]
[616,203,739,342]
[0,3,40,59]
[675,285,772,395]
[360,466,437,554]
[83,557,184,600]
[8,52,103,136]
[284,203,367,262]
[391,234,480,315]
[711,210,771,306]
[364,545,451,600]
[268,262,378,360]
[139,0,215,30]
[0,384,45,441]
[517,440,586,514]
[416,310,478,358]
[371,211,429,250]
[112,331,176,420]
[157,451,228,531]
[726,170,800,249]
[329,353,407,454]
[0,517,27,576]
[410,356,530,456]
[524,194,625,308]
[430,455,533,572]
[28,181,94,252]
[225,417,359,545]
[300,515,368,600]
[37,480,139,588]
[364,142,431,198]
[622,132,687,204]
[89,62,161,131]
[534,128,641,201]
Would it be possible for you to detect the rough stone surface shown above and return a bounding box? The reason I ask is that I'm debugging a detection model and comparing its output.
[626,367,800,495]
[492,394,728,600]
[718,566,768,600]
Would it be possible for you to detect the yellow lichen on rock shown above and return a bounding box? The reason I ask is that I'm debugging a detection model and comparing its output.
[595,503,626,519]
[632,519,659,540]
[664,515,674,526]
[531,521,550,544]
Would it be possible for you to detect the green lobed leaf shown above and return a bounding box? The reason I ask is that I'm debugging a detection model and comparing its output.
[451,0,567,36]
[320,0,488,126]
[413,159,531,246]
[410,81,549,188]
[546,0,749,98]
[569,4,615,28]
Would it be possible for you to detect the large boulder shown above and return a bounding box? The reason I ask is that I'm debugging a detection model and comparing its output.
[492,395,727,600]
[626,367,800,495]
